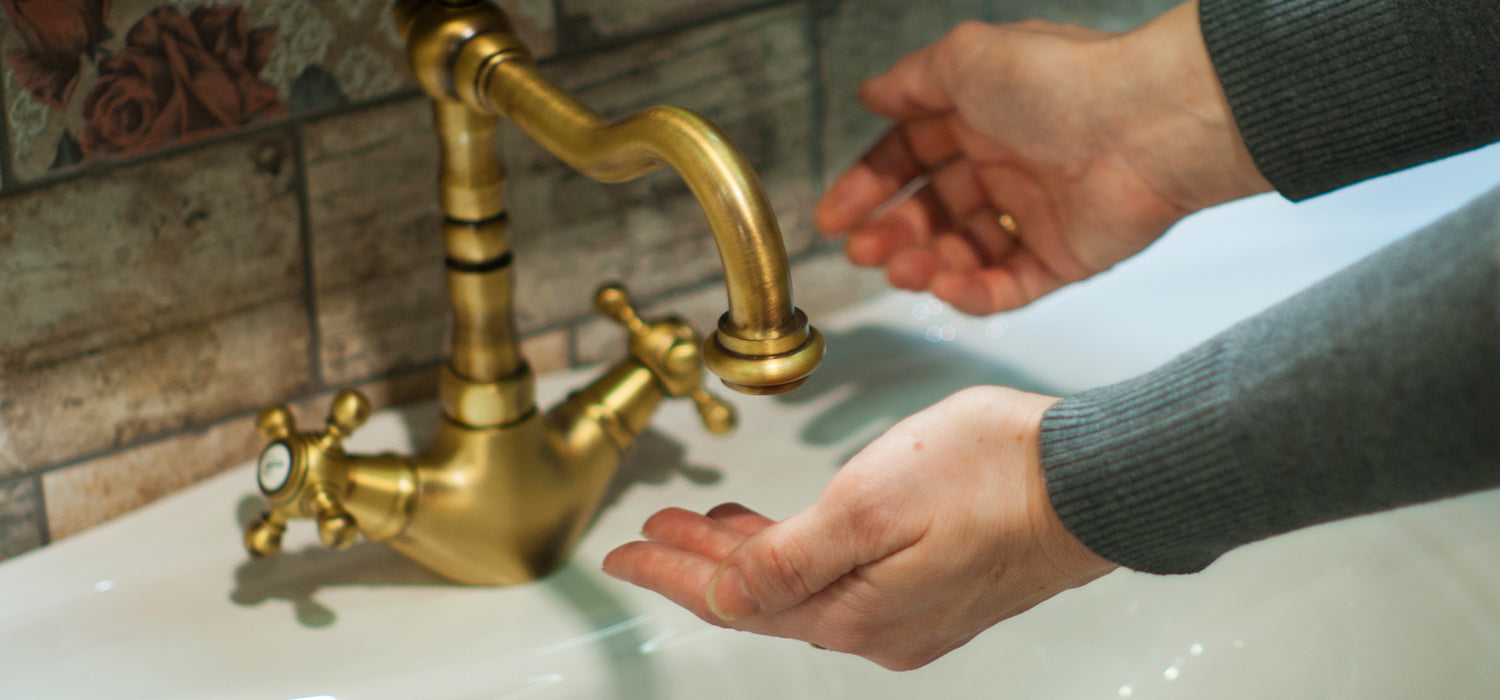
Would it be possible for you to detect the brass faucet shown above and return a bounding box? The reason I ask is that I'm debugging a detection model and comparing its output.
[240,0,824,585]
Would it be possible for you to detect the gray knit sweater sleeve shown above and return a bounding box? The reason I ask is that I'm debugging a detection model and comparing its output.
[1199,0,1500,200]
[1041,185,1500,574]
[1036,0,1500,574]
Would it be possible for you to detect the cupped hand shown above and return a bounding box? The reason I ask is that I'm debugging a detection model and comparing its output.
[816,2,1271,315]
[602,386,1117,670]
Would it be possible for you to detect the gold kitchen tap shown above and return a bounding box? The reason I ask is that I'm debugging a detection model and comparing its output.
[240,0,823,585]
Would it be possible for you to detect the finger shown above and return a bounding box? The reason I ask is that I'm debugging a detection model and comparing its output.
[641,507,751,561]
[602,541,723,623]
[927,159,988,226]
[931,249,1068,314]
[844,190,948,267]
[859,43,954,121]
[706,504,891,621]
[884,245,943,291]
[706,503,776,536]
[930,234,984,276]
[817,126,940,235]
[960,208,1020,265]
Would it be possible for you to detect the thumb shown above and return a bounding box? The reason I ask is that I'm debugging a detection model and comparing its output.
[706,506,877,621]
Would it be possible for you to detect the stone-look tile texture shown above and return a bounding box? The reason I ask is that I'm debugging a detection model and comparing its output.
[506,4,818,331]
[556,0,767,48]
[0,134,309,472]
[816,0,1177,181]
[42,362,438,540]
[303,98,448,387]
[0,478,44,559]
[0,0,553,183]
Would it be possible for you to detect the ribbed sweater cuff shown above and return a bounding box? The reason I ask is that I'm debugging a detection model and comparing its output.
[1040,343,1261,574]
[1199,0,1496,201]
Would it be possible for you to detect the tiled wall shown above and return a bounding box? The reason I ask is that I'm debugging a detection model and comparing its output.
[0,0,1174,562]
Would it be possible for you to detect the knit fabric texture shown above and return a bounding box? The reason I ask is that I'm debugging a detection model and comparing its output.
[1042,183,1500,574]
[1199,0,1500,200]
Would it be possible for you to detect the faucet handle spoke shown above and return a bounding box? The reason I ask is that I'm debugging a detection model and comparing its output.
[690,387,736,435]
[326,389,372,440]
[593,281,738,435]
[244,510,287,558]
[596,283,647,335]
[256,404,298,442]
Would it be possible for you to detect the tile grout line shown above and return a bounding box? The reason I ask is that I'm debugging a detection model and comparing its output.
[0,69,15,192]
[31,473,50,546]
[543,0,802,61]
[0,89,426,200]
[290,125,326,392]
[806,0,828,197]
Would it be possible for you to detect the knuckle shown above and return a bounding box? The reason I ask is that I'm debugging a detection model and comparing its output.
[757,535,816,600]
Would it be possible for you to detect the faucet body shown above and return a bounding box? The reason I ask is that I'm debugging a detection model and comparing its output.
[242,0,819,584]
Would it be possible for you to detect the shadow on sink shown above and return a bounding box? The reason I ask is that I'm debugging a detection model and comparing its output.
[778,325,1063,460]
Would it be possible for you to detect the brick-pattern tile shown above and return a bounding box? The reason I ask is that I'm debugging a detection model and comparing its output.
[302,98,449,387]
[556,0,767,49]
[2,300,312,472]
[521,329,572,375]
[40,362,441,542]
[506,4,818,332]
[0,478,44,560]
[816,0,1175,182]
[572,249,884,366]
[0,0,553,183]
[41,414,267,541]
[0,134,308,472]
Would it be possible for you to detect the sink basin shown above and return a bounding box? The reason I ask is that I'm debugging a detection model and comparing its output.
[4,145,1500,699]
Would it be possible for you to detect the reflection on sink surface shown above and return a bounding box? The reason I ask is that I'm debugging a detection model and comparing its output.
[5,146,1500,699]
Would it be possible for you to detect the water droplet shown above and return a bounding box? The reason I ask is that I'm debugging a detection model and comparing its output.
[1117,685,1133,698]
[93,580,114,593]
[1189,643,1203,656]
[925,327,942,343]
[1164,665,1180,681]
[985,321,1006,338]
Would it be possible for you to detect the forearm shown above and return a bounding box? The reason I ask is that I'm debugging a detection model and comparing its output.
[1201,0,1500,200]
[1039,184,1500,574]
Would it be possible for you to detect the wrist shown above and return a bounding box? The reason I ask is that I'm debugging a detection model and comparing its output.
[1020,393,1119,584]
[1096,1,1272,211]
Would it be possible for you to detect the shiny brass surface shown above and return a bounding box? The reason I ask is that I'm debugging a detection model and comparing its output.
[241,0,817,584]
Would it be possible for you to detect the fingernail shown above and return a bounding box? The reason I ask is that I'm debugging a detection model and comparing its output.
[706,565,759,621]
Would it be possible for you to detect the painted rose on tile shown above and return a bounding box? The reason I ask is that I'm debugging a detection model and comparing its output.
[2,0,112,109]
[79,5,285,156]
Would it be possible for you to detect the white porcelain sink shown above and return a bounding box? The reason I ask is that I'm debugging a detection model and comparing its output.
[4,146,1500,699]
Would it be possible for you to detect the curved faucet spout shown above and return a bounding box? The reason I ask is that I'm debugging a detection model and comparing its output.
[401,0,823,393]
[479,58,824,393]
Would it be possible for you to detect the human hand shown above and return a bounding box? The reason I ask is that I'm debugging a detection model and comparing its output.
[602,386,1117,670]
[816,2,1272,315]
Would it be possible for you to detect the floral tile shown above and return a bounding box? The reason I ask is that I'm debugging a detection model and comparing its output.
[1,0,554,182]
